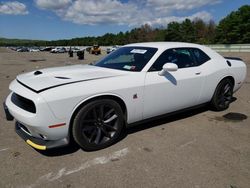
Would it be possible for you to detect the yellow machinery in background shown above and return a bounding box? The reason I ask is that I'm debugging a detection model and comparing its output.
[90,44,101,55]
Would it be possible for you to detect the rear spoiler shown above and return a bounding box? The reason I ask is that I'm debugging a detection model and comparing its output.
[224,57,243,61]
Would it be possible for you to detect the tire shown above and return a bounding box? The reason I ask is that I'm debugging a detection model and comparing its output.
[72,99,124,151]
[210,78,234,111]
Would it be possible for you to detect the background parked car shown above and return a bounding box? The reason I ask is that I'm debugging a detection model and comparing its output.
[16,47,29,52]
[50,47,66,53]
[85,46,91,53]
[71,47,81,53]
[106,45,119,54]
[29,47,40,52]
[40,47,53,51]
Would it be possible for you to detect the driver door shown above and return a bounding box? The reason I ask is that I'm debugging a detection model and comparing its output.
[143,48,205,119]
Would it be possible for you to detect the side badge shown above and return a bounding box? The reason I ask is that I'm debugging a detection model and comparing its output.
[133,94,138,99]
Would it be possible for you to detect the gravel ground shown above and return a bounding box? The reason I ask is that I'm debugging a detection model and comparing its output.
[0,48,249,188]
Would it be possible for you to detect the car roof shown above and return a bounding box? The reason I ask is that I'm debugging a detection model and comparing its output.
[124,42,205,50]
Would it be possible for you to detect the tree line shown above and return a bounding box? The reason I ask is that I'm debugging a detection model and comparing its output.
[1,5,249,47]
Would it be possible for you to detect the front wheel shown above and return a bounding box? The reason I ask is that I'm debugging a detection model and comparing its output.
[210,79,234,111]
[72,99,124,151]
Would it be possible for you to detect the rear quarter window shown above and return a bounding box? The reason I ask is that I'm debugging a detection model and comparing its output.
[191,48,210,65]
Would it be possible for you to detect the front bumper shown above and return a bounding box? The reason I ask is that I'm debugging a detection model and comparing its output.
[4,99,69,150]
[3,102,14,121]
[5,86,69,139]
[15,121,69,150]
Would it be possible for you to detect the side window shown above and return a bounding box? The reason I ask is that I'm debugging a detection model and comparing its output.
[149,48,196,71]
[191,48,210,65]
[173,48,196,68]
[149,49,177,71]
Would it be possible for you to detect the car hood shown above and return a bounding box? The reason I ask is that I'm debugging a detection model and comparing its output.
[17,65,126,92]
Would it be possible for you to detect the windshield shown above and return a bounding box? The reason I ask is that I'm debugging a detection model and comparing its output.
[94,46,158,72]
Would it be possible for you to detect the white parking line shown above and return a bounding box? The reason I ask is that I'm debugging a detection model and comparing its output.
[179,139,196,148]
[25,148,129,188]
[0,148,9,152]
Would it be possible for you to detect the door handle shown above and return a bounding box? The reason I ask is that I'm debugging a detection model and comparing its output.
[195,72,201,75]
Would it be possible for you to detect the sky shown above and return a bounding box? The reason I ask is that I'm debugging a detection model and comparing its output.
[0,0,249,40]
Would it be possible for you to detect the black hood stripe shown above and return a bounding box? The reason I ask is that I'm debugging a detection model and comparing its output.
[17,76,116,93]
[17,79,38,93]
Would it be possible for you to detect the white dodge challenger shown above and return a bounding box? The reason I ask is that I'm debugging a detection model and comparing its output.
[4,42,247,151]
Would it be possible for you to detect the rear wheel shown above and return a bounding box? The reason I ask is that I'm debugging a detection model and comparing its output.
[72,99,124,151]
[211,78,233,111]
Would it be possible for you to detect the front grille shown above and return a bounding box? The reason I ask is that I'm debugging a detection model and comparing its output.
[11,93,36,113]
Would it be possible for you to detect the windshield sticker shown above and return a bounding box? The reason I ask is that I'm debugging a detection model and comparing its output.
[123,65,136,70]
[123,65,132,70]
[130,49,147,54]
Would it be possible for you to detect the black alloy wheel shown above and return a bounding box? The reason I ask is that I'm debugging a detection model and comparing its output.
[211,79,233,111]
[72,99,124,151]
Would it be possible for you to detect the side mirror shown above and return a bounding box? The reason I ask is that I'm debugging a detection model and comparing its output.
[158,63,178,76]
